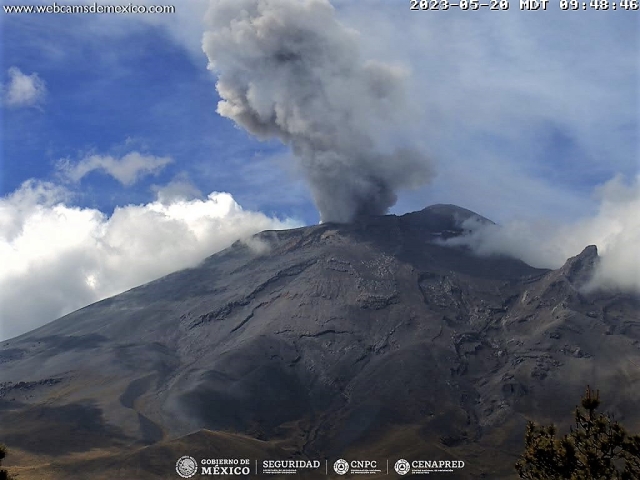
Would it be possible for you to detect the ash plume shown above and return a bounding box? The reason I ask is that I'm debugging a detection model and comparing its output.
[202,0,434,223]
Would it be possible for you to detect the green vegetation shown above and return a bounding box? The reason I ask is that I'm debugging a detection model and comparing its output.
[516,386,640,479]
[0,444,14,480]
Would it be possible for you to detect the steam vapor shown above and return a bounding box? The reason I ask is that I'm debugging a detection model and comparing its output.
[202,0,434,223]
[443,175,640,293]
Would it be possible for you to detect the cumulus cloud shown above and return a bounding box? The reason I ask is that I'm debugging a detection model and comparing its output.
[202,0,434,223]
[441,175,640,293]
[57,151,173,185]
[0,181,299,341]
[151,176,204,204]
[2,67,47,108]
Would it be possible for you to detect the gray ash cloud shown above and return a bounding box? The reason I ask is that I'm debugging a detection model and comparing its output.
[202,0,434,222]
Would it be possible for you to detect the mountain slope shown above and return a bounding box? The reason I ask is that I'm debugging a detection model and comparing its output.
[2,204,639,479]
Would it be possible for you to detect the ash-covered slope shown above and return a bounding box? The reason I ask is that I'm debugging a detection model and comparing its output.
[2,204,639,479]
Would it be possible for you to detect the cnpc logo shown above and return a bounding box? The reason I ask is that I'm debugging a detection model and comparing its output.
[333,459,379,475]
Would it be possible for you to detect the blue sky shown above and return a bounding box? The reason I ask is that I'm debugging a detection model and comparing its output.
[2,8,313,219]
[1,0,638,340]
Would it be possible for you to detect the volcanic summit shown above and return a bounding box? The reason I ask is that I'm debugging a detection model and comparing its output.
[1,204,639,479]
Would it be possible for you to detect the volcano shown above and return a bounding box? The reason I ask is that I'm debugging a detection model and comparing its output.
[2,204,639,479]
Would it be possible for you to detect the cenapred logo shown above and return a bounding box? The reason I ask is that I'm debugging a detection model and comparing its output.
[334,458,349,475]
[176,456,198,478]
[394,459,411,476]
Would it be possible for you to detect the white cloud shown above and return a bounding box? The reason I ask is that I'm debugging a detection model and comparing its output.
[57,151,173,185]
[442,175,640,293]
[0,181,300,341]
[2,67,47,108]
[151,175,204,204]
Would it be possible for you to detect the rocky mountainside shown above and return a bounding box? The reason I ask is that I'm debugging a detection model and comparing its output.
[1,204,639,479]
